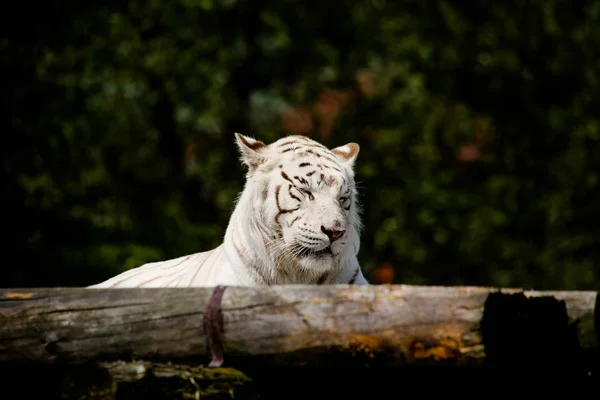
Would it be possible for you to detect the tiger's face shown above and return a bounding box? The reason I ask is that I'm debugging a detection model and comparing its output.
[235,133,360,274]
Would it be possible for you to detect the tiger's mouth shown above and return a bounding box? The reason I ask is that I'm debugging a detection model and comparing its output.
[297,245,332,258]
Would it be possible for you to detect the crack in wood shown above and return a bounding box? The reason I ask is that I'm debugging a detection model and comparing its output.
[36,303,153,315]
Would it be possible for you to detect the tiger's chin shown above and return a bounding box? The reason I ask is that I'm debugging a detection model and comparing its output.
[294,246,335,273]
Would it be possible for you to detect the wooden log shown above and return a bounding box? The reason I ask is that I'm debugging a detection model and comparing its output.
[0,285,597,370]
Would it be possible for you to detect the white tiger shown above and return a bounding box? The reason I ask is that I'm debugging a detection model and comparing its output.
[88,133,369,288]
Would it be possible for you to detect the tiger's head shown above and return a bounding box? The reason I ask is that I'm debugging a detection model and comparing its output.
[233,133,361,278]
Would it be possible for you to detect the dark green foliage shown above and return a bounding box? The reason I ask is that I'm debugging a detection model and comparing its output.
[4,1,600,289]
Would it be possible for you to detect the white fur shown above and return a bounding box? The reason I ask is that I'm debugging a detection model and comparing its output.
[89,133,369,288]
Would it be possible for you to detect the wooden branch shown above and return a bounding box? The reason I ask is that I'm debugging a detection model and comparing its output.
[0,285,597,370]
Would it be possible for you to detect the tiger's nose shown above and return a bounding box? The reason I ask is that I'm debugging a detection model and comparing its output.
[321,226,346,242]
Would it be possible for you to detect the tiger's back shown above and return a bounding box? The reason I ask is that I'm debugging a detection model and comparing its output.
[88,245,235,288]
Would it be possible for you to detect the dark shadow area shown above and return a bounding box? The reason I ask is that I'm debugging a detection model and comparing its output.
[480,291,600,386]
[1,362,597,400]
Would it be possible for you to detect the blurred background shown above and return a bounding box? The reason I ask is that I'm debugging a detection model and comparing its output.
[3,1,599,290]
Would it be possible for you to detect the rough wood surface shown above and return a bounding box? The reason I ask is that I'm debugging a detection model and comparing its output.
[0,285,597,369]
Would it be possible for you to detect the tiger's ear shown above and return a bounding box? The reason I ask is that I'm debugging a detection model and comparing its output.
[331,142,360,167]
[234,132,267,171]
